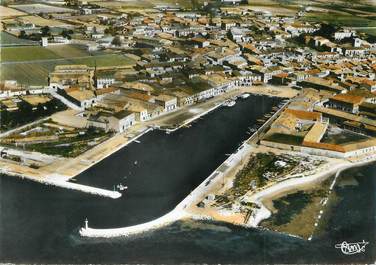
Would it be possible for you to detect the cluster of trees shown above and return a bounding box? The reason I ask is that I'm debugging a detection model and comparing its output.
[111,36,122,46]
[0,98,67,132]
[19,27,73,41]
[19,26,50,41]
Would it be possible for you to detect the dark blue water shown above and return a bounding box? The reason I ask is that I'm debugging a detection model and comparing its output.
[0,95,375,264]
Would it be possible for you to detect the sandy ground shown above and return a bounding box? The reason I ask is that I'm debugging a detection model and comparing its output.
[243,85,299,99]
[51,110,88,128]
[183,143,344,227]
[20,15,70,27]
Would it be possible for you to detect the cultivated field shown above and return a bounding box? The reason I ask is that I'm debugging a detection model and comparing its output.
[46,45,91,58]
[94,0,205,10]
[246,0,376,36]
[0,45,135,85]
[302,12,376,28]
[0,62,53,85]
[0,6,26,17]
[20,15,71,27]
[0,32,38,46]
[1,46,61,62]
[9,3,74,14]
[67,54,135,67]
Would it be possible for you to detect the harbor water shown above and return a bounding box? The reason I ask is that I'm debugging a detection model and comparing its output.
[0,95,375,263]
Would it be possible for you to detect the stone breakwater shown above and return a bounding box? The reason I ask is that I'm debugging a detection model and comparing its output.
[79,147,376,238]
[80,143,253,238]
[0,168,121,199]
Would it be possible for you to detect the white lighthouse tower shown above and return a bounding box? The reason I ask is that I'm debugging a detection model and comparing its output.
[84,218,89,229]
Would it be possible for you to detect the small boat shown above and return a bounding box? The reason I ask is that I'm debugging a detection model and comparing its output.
[241,93,250,99]
[116,184,128,191]
[134,139,141,144]
[134,160,138,165]
[227,101,236,107]
[223,100,236,107]
[71,178,77,182]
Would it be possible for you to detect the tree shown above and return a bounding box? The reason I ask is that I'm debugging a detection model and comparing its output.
[19,30,27,39]
[61,29,73,40]
[41,26,50,37]
[313,23,336,39]
[111,36,122,46]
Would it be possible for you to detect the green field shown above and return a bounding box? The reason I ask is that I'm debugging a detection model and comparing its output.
[95,0,205,10]
[67,54,135,67]
[302,12,376,28]
[0,53,135,85]
[1,46,61,62]
[358,28,376,37]
[0,32,38,46]
[0,62,53,85]
[0,44,95,62]
[46,45,90,58]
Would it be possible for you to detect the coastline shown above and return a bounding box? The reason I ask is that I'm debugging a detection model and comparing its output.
[250,157,376,240]
[80,145,376,238]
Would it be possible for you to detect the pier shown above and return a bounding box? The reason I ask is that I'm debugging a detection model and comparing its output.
[0,168,121,199]
[47,180,122,199]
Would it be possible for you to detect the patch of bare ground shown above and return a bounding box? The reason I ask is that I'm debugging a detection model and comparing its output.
[260,177,338,239]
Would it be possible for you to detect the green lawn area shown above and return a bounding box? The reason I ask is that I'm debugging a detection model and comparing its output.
[1,46,61,62]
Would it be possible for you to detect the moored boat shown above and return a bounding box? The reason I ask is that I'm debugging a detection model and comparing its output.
[241,93,250,99]
[223,100,236,107]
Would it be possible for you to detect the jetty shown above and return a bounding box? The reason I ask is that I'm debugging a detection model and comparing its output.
[79,143,254,238]
[0,168,121,199]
